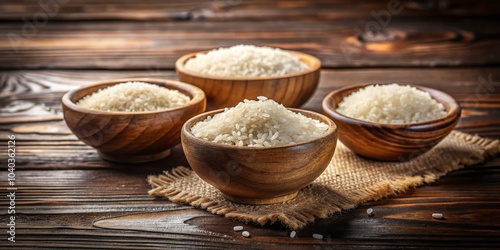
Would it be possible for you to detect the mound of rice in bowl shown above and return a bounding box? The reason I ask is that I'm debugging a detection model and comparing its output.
[190,97,328,147]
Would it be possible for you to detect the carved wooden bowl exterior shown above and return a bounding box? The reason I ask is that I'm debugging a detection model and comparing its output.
[175,50,321,110]
[181,109,338,205]
[322,84,461,162]
[62,78,206,163]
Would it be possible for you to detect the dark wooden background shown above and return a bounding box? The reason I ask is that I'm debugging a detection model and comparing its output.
[1,0,499,249]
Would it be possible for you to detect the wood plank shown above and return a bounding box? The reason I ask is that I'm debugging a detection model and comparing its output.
[1,1,499,248]
[0,69,498,248]
[1,17,499,69]
[1,68,498,124]
[0,167,498,248]
[1,0,499,21]
[0,68,498,171]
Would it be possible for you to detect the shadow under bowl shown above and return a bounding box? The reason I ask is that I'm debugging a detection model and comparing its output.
[181,108,338,205]
[322,83,461,162]
[62,78,206,163]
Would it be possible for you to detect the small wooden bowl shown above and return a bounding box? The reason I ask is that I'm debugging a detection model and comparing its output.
[62,78,206,163]
[175,49,321,110]
[322,84,461,162]
[181,109,338,205]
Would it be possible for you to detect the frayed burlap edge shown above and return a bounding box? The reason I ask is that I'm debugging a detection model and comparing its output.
[147,131,500,229]
[348,131,500,204]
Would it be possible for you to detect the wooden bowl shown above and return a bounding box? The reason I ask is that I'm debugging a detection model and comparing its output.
[62,78,206,163]
[322,84,461,162]
[175,49,321,110]
[181,108,338,205]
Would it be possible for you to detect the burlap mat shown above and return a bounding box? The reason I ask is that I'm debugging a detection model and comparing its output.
[147,131,500,229]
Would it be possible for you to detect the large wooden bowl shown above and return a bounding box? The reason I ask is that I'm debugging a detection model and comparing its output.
[322,84,461,162]
[181,108,338,205]
[175,49,321,110]
[62,78,206,163]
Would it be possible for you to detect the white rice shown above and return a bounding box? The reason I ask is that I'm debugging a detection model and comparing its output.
[184,44,309,77]
[336,84,447,124]
[76,81,191,112]
[432,213,444,220]
[312,234,323,240]
[191,97,329,147]
[366,208,374,217]
[242,231,250,238]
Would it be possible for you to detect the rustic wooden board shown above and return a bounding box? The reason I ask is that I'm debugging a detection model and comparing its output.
[2,68,498,134]
[1,0,500,247]
[0,166,499,249]
[1,0,499,21]
[0,68,498,248]
[1,18,499,69]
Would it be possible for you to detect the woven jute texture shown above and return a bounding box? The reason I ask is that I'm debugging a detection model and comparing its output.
[148,131,500,229]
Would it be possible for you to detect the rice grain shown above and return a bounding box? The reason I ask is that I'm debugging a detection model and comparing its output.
[336,84,446,124]
[367,208,374,217]
[76,82,190,112]
[184,45,309,77]
[242,231,250,238]
[312,234,323,240]
[432,213,444,220]
[191,97,328,147]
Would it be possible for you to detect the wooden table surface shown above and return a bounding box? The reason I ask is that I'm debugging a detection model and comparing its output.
[1,1,499,249]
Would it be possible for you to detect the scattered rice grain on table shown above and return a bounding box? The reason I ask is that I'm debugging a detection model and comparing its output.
[336,83,446,124]
[184,44,309,77]
[242,231,250,238]
[366,208,374,217]
[76,81,190,112]
[432,213,444,220]
[190,96,329,147]
[312,234,323,240]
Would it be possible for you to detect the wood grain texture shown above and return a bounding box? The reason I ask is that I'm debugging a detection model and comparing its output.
[0,17,499,69]
[181,109,338,204]
[61,78,206,163]
[1,0,499,247]
[0,68,499,248]
[176,50,321,109]
[0,168,499,249]
[322,84,461,161]
[1,0,499,21]
[1,69,498,170]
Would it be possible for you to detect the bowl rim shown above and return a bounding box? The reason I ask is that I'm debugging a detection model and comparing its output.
[62,78,206,115]
[182,108,338,150]
[322,83,461,128]
[175,49,321,81]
